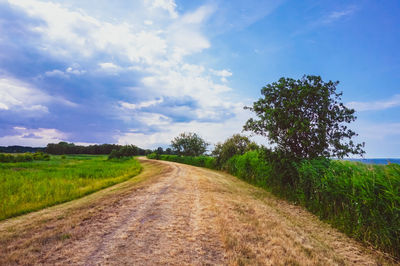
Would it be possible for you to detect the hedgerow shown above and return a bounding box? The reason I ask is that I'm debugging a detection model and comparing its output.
[148,154,217,169]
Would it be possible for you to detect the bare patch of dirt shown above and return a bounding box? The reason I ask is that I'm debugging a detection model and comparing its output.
[0,158,397,265]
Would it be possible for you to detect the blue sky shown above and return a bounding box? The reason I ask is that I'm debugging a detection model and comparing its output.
[0,0,399,157]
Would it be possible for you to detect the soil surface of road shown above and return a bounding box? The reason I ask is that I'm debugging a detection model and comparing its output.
[0,158,396,265]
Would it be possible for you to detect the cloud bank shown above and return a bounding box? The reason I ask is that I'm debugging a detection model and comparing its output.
[0,0,249,148]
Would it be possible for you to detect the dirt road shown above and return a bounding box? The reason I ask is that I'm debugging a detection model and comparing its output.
[0,158,396,265]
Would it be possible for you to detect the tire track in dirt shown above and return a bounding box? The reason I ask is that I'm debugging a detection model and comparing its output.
[85,168,177,264]
[57,161,226,265]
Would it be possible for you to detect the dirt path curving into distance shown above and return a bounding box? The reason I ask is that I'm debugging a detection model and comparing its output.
[0,158,397,265]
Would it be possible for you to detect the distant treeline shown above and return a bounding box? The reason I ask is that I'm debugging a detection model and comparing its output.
[0,142,152,156]
[0,146,45,153]
[45,142,150,155]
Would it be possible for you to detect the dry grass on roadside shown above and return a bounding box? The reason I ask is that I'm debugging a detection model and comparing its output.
[195,167,396,266]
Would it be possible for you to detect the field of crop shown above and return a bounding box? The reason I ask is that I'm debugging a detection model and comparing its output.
[0,155,142,221]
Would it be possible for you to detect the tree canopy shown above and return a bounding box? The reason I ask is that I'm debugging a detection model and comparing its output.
[244,75,365,159]
[212,134,258,166]
[171,132,209,156]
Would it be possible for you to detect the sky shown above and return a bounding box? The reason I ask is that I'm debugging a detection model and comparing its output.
[0,0,399,157]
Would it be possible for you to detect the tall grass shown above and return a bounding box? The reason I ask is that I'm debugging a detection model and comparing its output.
[296,159,400,257]
[149,152,400,258]
[0,155,142,220]
[0,152,50,163]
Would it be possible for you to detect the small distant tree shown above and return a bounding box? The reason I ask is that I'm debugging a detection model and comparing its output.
[171,132,209,156]
[156,147,164,155]
[165,148,172,154]
[212,134,258,166]
[244,75,365,159]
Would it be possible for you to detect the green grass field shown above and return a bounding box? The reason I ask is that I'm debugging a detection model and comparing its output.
[0,155,142,221]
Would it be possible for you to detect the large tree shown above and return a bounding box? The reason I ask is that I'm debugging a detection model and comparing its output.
[244,75,365,159]
[171,132,209,156]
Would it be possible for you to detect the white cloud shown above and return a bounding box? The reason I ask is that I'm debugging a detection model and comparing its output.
[98,62,122,74]
[7,0,245,146]
[0,127,66,146]
[149,0,178,19]
[323,6,357,24]
[99,62,118,69]
[0,102,9,110]
[347,94,400,111]
[211,68,232,82]
[66,65,86,75]
[292,5,357,36]
[182,64,205,75]
[140,64,235,114]
[9,0,168,64]
[166,6,214,60]
[116,105,252,149]
[8,0,215,72]
[213,84,231,93]
[180,5,213,24]
[44,64,85,78]
[0,76,76,113]
[45,69,69,78]
[9,0,99,57]
[26,105,49,112]
[211,69,232,77]
[9,0,214,67]
[206,0,283,33]
[0,77,50,114]
[13,126,26,130]
[119,98,163,110]
[137,112,171,126]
